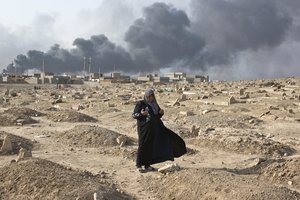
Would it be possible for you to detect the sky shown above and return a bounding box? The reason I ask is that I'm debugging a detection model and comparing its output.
[0,0,299,80]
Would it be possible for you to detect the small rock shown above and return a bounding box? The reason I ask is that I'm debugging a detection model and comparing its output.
[249,119,255,124]
[179,94,187,102]
[71,104,84,111]
[158,163,181,174]
[202,109,211,115]
[239,89,245,95]
[179,111,194,116]
[16,147,32,162]
[288,181,293,186]
[107,103,115,107]
[116,135,127,147]
[228,96,237,105]
[250,157,266,167]
[0,135,13,153]
[288,109,294,114]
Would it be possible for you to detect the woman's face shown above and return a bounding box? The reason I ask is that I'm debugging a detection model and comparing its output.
[148,94,154,103]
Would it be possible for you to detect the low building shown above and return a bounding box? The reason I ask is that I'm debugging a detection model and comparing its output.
[2,75,26,83]
[153,76,170,83]
[137,74,154,82]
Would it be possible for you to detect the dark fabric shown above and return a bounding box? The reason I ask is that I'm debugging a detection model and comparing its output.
[133,100,187,167]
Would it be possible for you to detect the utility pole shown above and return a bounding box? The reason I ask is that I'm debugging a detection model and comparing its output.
[88,57,92,80]
[83,56,86,78]
[41,54,45,84]
[42,56,45,74]
[13,61,16,83]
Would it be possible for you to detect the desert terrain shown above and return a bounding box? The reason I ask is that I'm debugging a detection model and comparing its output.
[0,77,300,200]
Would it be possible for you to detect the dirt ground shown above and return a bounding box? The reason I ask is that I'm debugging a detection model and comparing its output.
[0,77,300,199]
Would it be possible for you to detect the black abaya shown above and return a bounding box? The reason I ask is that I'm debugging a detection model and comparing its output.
[132,100,187,167]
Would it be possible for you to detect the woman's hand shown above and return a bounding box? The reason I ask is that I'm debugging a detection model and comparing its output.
[159,109,164,115]
[141,109,149,116]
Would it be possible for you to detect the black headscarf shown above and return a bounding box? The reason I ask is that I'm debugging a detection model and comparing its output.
[144,89,159,115]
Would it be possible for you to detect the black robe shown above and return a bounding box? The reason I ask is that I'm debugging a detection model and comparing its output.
[132,100,187,167]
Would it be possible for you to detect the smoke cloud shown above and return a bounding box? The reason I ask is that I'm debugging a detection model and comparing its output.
[4,34,136,74]
[3,1,300,80]
[125,2,205,71]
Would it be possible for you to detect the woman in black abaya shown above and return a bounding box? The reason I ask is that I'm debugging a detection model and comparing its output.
[132,89,187,173]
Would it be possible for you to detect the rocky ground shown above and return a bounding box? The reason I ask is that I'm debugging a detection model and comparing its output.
[0,77,300,199]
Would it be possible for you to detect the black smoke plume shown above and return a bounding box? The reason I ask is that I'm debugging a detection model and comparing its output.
[4,1,300,79]
[125,2,205,71]
[4,35,135,74]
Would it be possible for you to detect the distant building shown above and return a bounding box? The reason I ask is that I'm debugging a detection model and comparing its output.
[2,75,26,83]
[165,72,187,82]
[166,72,209,83]
[153,74,170,83]
[137,74,154,82]
[111,72,121,79]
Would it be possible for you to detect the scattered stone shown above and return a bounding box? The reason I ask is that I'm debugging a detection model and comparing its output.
[250,157,266,167]
[239,89,245,95]
[34,135,51,138]
[288,109,294,114]
[16,147,32,162]
[288,181,293,186]
[239,94,250,99]
[116,135,127,147]
[201,95,209,99]
[179,111,194,116]
[10,91,18,97]
[269,106,280,110]
[0,135,13,153]
[4,89,9,96]
[190,125,200,136]
[158,163,181,174]
[249,119,255,124]
[52,99,63,104]
[260,111,271,118]
[179,94,187,102]
[202,109,211,115]
[71,104,84,111]
[16,119,25,126]
[228,96,237,105]
[107,103,115,107]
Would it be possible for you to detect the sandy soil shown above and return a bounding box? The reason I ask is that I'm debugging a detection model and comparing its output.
[0,77,300,199]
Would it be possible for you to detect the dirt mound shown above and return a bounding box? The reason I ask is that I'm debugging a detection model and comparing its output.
[0,131,33,155]
[4,107,45,117]
[258,157,300,189]
[224,157,300,190]
[0,158,132,200]
[187,112,260,130]
[47,110,97,122]
[0,112,38,126]
[57,125,134,147]
[190,129,295,156]
[143,168,300,200]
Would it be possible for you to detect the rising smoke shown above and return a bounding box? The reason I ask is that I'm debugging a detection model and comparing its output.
[4,1,300,79]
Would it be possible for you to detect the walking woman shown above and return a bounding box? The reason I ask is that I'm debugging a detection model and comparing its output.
[132,89,187,173]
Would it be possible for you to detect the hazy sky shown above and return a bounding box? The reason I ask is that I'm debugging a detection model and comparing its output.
[1,0,299,80]
[0,0,189,44]
[0,0,188,68]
